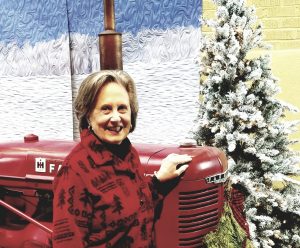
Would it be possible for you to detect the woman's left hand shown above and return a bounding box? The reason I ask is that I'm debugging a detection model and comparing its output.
[154,153,192,182]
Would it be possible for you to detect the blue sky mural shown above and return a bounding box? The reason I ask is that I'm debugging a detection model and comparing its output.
[115,0,201,34]
[0,0,202,143]
[0,0,68,46]
[0,0,201,46]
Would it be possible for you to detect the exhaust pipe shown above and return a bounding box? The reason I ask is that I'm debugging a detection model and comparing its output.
[99,0,123,70]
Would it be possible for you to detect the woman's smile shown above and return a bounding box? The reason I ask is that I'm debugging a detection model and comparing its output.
[106,126,123,133]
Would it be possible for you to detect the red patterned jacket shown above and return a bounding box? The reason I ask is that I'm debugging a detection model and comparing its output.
[52,129,162,248]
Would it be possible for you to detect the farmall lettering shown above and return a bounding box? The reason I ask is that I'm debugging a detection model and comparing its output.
[35,157,62,174]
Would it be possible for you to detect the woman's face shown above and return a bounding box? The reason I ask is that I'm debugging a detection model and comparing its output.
[89,82,131,144]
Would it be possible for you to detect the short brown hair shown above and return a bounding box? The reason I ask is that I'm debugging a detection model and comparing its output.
[75,70,139,132]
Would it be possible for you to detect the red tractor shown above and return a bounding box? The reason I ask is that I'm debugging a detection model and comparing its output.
[0,134,228,247]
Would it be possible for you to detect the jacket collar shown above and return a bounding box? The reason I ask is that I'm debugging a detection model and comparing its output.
[80,129,136,174]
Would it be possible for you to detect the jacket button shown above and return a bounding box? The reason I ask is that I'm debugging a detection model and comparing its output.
[140,199,144,206]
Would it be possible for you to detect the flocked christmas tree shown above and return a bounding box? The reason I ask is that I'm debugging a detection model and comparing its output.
[194,0,300,247]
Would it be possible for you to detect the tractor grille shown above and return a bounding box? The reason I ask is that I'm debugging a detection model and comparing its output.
[178,185,219,247]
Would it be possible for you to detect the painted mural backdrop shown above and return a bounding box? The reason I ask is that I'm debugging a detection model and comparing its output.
[0,0,202,144]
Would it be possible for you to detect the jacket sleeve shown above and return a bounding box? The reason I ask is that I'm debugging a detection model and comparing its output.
[52,166,93,248]
[131,147,166,204]
[147,171,182,199]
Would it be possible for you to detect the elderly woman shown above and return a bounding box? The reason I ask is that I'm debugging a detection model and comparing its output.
[52,70,191,248]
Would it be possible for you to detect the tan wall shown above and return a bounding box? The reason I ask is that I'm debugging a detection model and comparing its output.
[202,0,300,152]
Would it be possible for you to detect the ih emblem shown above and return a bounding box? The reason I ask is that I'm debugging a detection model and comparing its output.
[35,158,46,173]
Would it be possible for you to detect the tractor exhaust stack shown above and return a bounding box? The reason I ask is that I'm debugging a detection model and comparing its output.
[99,0,123,70]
